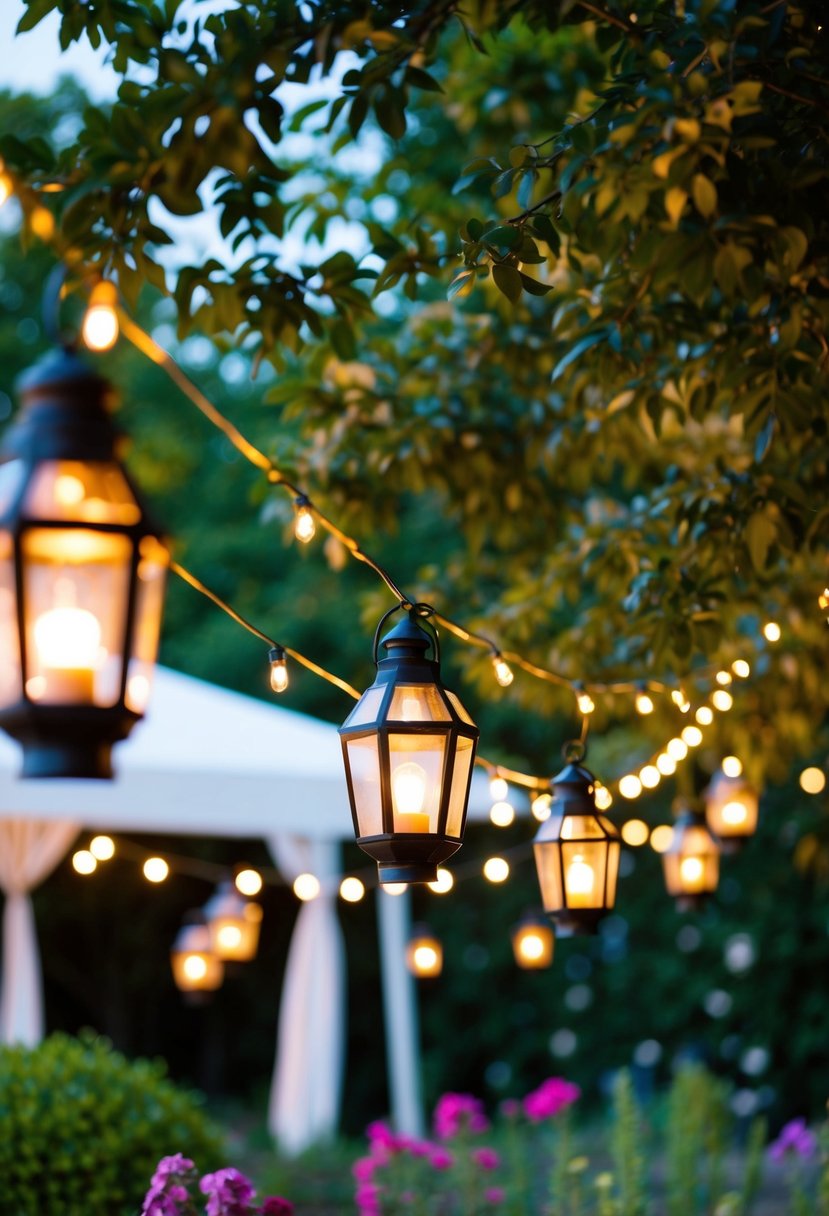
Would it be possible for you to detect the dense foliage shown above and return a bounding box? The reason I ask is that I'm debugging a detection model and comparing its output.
[0,1032,222,1215]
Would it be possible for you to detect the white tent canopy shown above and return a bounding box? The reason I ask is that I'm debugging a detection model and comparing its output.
[0,665,500,1151]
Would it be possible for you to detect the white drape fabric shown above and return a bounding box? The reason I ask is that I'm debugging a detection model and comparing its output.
[0,818,79,1046]
[267,835,344,1155]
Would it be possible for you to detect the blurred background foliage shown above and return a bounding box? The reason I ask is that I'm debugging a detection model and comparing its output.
[0,0,827,1148]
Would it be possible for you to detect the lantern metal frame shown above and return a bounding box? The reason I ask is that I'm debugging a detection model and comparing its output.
[339,605,479,885]
[704,768,759,853]
[0,342,168,779]
[662,805,721,910]
[532,745,621,936]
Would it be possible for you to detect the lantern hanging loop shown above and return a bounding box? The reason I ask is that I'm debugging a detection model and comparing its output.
[372,601,441,666]
[562,738,587,765]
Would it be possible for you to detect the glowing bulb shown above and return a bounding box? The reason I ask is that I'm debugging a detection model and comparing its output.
[72,849,97,875]
[492,655,514,687]
[667,738,688,761]
[595,785,613,811]
[490,800,515,828]
[722,756,743,778]
[732,660,750,679]
[622,819,649,847]
[143,857,169,883]
[640,765,660,789]
[428,867,454,894]
[382,882,407,895]
[0,172,11,208]
[483,856,509,883]
[695,706,714,726]
[218,925,243,950]
[518,932,545,962]
[712,690,733,712]
[34,606,101,670]
[671,689,690,712]
[680,856,704,886]
[413,945,439,972]
[531,793,552,821]
[294,502,316,543]
[30,206,55,240]
[716,670,732,686]
[489,776,509,801]
[763,621,781,643]
[269,647,289,693]
[183,955,208,981]
[800,767,826,795]
[339,876,365,902]
[636,692,654,715]
[235,868,263,896]
[819,589,829,612]
[619,774,643,799]
[577,692,595,715]
[81,282,119,352]
[89,835,115,861]
[392,761,428,816]
[681,725,703,748]
[656,753,677,776]
[293,872,320,901]
[721,800,748,826]
[566,854,595,897]
[650,825,674,853]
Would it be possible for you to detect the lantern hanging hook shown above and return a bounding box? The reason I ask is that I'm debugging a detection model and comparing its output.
[562,738,587,764]
[371,600,441,666]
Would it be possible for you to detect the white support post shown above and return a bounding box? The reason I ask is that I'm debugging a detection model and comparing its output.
[376,886,424,1138]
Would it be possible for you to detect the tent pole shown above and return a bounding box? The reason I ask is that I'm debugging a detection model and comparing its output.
[376,887,424,1138]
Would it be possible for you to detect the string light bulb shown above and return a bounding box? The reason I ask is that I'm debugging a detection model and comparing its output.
[89,835,115,861]
[621,819,649,847]
[650,825,674,853]
[635,690,654,715]
[0,169,11,208]
[294,496,316,543]
[511,915,554,970]
[81,281,120,352]
[268,645,289,693]
[484,856,510,883]
[490,800,515,828]
[235,867,263,897]
[72,849,97,875]
[489,776,509,802]
[576,691,595,715]
[695,706,714,726]
[293,872,321,901]
[671,689,690,713]
[405,925,443,978]
[531,792,552,821]
[594,785,613,811]
[800,767,826,795]
[667,737,688,761]
[732,660,750,679]
[715,670,732,686]
[492,653,514,687]
[722,755,743,778]
[339,876,366,903]
[656,752,677,776]
[639,765,660,789]
[428,867,454,894]
[712,689,733,712]
[143,857,169,883]
[681,725,703,748]
[763,621,781,643]
[619,774,643,799]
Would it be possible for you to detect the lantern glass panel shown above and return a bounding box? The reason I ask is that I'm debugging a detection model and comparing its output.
[171,948,223,992]
[343,686,385,728]
[444,689,475,726]
[23,460,142,525]
[533,840,564,912]
[22,527,132,706]
[562,840,607,909]
[346,734,384,835]
[388,684,451,722]
[0,532,19,707]
[445,735,474,837]
[125,536,169,713]
[560,814,605,841]
[388,732,446,832]
[606,839,621,903]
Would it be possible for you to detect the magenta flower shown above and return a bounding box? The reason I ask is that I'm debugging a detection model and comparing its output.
[355,1181,382,1216]
[485,1187,506,1205]
[142,1155,197,1216]
[258,1199,293,1216]
[353,1157,379,1182]
[433,1092,489,1140]
[471,1147,500,1171]
[523,1077,581,1123]
[200,1167,256,1216]
[430,1147,454,1171]
[769,1118,817,1161]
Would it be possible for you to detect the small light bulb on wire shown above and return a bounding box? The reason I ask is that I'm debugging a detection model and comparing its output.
[143,857,169,883]
[763,621,781,643]
[0,171,12,208]
[712,689,733,712]
[715,670,732,686]
[269,645,289,693]
[72,849,97,875]
[428,867,454,894]
[531,792,552,821]
[490,800,515,828]
[489,776,509,802]
[639,765,660,789]
[667,737,688,761]
[81,281,120,352]
[236,867,263,897]
[491,653,514,687]
[732,660,750,679]
[635,690,654,715]
[722,755,743,778]
[595,785,613,811]
[681,725,703,748]
[656,752,677,776]
[671,689,690,713]
[619,774,643,800]
[483,856,510,883]
[695,706,714,726]
[89,835,115,861]
[576,691,595,715]
[294,496,316,543]
[339,876,365,903]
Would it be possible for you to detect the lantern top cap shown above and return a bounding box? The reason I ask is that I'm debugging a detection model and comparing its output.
[16,345,111,404]
[381,612,433,656]
[551,759,595,790]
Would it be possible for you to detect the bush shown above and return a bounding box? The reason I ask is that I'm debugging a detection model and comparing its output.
[0,1032,223,1216]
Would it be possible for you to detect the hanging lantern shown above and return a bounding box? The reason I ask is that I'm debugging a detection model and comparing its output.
[532,748,621,936]
[339,607,479,884]
[405,924,443,978]
[203,880,262,962]
[511,914,555,970]
[704,768,759,851]
[0,345,168,778]
[171,914,224,998]
[662,805,720,909]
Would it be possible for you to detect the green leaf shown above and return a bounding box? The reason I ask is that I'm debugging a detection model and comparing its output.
[551,330,609,381]
[754,411,776,463]
[745,510,776,572]
[691,174,717,218]
[16,0,57,34]
[447,269,475,300]
[492,264,522,302]
[484,226,519,250]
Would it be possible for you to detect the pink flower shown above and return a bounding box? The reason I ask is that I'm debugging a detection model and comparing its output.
[200,1167,256,1216]
[367,1121,403,1154]
[523,1077,581,1123]
[258,1200,293,1216]
[484,1187,506,1205]
[355,1182,382,1216]
[352,1157,379,1182]
[142,1155,197,1215]
[430,1148,454,1171]
[471,1147,500,1171]
[433,1093,489,1140]
[407,1139,434,1159]
[769,1119,817,1161]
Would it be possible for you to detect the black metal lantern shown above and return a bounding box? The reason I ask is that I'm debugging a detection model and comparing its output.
[662,805,720,909]
[704,768,759,852]
[533,749,621,936]
[339,606,479,884]
[171,912,224,999]
[0,345,168,778]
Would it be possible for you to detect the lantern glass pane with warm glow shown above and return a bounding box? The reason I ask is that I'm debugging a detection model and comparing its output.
[662,811,720,902]
[340,613,479,884]
[704,770,759,847]
[171,921,224,993]
[0,532,20,708]
[204,881,262,962]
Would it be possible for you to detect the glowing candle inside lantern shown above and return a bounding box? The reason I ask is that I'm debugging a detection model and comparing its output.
[183,954,208,982]
[519,933,544,962]
[32,604,101,702]
[392,761,431,831]
[566,853,596,907]
[721,800,748,827]
[680,856,705,891]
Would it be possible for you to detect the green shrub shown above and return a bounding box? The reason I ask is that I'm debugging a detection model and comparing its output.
[0,1032,223,1216]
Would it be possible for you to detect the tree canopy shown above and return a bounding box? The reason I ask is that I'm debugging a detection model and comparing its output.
[1,0,828,790]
